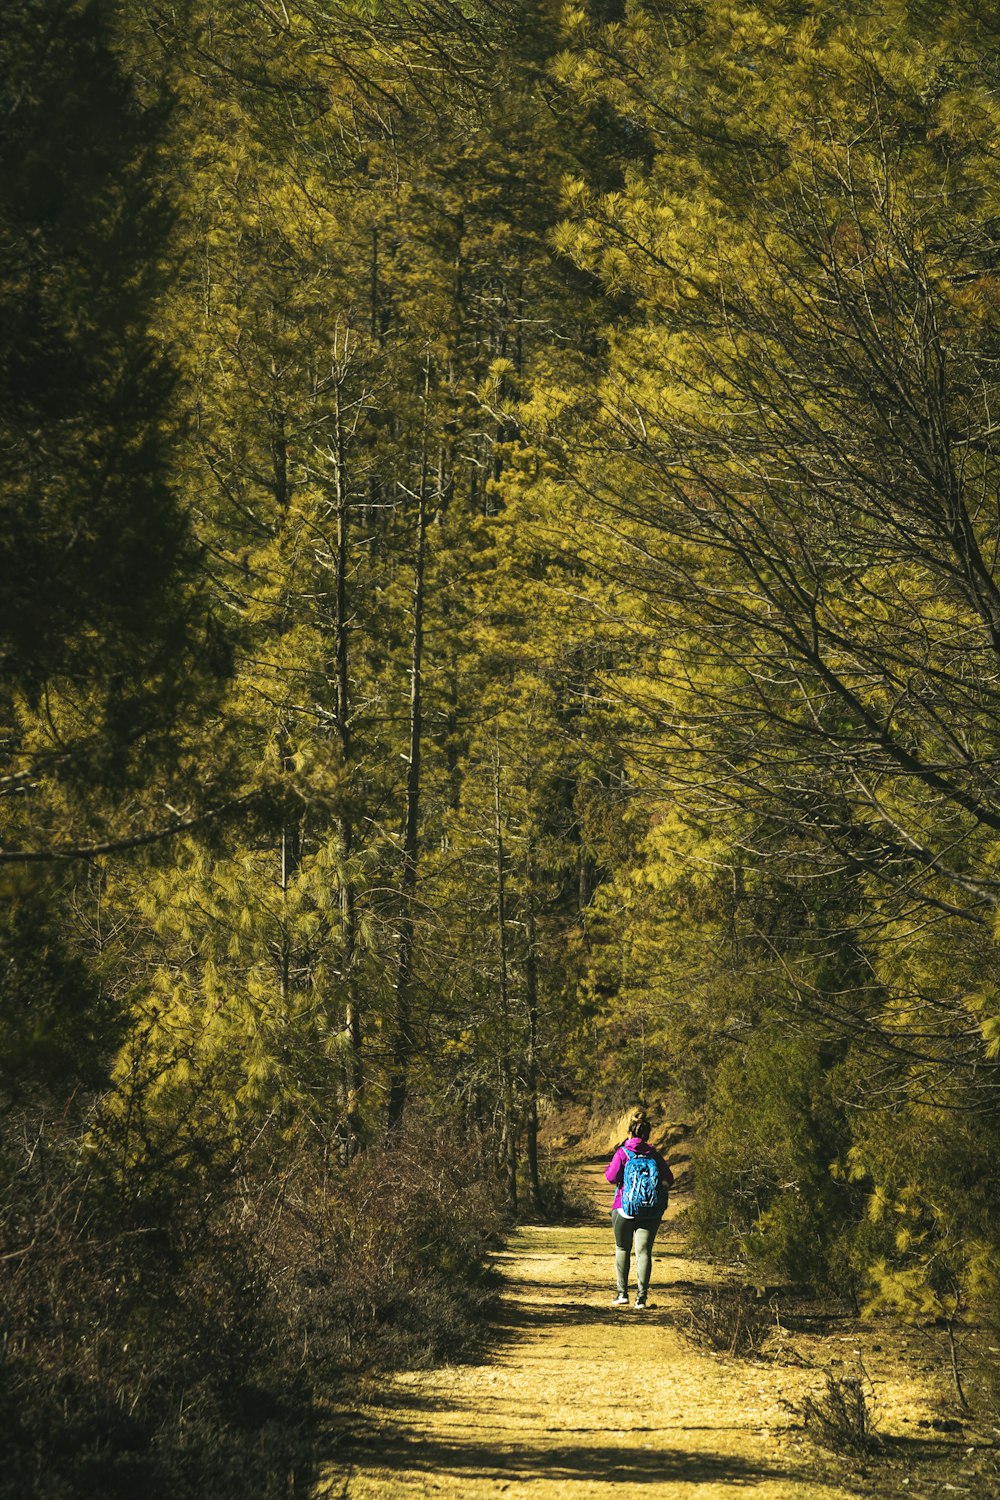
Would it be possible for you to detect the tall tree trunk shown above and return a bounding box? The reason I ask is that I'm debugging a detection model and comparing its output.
[494,735,519,1215]
[279,821,300,1008]
[370,224,381,343]
[386,427,428,1133]
[275,409,299,1017]
[333,380,362,1157]
[524,840,543,1216]
[489,283,508,500]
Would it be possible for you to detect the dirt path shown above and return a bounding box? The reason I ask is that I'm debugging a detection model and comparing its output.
[316,1160,956,1499]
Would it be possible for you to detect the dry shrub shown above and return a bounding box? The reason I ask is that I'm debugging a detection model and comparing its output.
[528,1156,589,1223]
[303,1122,510,1370]
[0,1109,510,1499]
[685,1284,777,1357]
[799,1369,884,1458]
[0,1109,311,1500]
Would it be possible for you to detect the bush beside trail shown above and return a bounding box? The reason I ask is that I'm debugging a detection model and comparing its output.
[0,1109,509,1500]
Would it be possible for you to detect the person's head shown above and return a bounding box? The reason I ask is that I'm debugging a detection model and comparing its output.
[627,1108,650,1141]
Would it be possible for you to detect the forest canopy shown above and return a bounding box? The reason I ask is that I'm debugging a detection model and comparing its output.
[4,0,1000,1491]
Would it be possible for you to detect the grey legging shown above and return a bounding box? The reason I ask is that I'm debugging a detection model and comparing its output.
[611,1208,662,1300]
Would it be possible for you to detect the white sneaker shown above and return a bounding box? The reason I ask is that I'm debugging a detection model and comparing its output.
[611,1293,628,1306]
[634,1298,647,1310]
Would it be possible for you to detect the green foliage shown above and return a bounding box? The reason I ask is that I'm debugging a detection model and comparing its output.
[847,1086,1000,1323]
[0,4,578,1489]
[0,871,117,1097]
[0,0,181,688]
[692,1022,860,1291]
[535,0,1000,1347]
[0,0,222,838]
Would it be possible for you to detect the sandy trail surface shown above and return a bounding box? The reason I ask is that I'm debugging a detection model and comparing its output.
[317,1160,948,1499]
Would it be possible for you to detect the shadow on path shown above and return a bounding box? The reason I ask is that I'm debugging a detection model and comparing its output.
[499,1301,650,1331]
[347,1424,848,1491]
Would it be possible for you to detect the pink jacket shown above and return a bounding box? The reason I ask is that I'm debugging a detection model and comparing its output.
[605,1136,674,1212]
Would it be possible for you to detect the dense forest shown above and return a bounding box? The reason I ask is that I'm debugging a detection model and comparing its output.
[4,0,1000,1492]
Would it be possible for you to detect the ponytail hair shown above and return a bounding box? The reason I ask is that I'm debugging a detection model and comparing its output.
[627,1108,651,1141]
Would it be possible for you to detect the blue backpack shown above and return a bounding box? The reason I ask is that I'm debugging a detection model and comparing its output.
[620,1146,665,1218]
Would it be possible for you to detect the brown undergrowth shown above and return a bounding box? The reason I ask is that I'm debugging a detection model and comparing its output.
[0,1108,508,1500]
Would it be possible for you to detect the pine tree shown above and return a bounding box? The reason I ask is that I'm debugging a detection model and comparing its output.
[0,0,223,863]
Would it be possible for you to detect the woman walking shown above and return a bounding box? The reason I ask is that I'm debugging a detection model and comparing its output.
[605,1108,673,1309]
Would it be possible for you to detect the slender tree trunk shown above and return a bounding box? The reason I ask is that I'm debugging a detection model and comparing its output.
[272,402,290,510]
[275,412,299,1016]
[333,381,362,1156]
[370,225,380,343]
[279,822,300,1008]
[578,849,592,913]
[367,227,383,528]
[488,274,523,502]
[494,735,518,1215]
[524,840,543,1216]
[490,284,508,499]
[386,423,428,1133]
